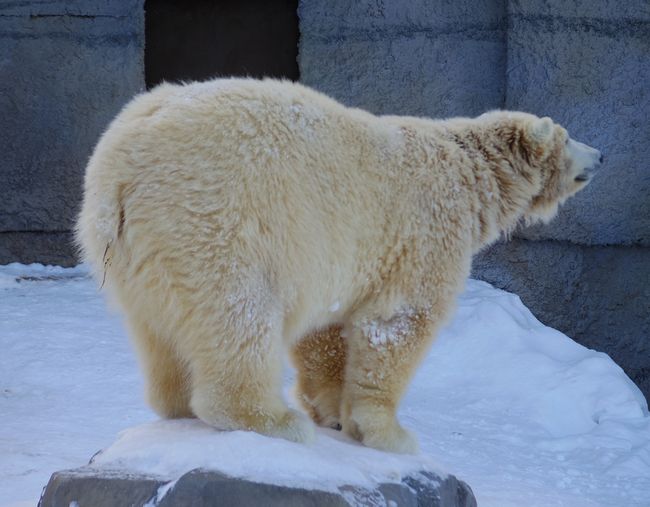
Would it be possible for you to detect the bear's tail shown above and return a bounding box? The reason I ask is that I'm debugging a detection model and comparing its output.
[75,83,182,286]
[74,154,126,289]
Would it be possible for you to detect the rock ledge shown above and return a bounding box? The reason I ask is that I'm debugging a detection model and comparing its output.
[39,466,476,507]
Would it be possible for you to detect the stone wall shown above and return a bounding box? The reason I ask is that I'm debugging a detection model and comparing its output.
[505,0,649,246]
[298,1,507,118]
[0,0,145,265]
[298,0,650,398]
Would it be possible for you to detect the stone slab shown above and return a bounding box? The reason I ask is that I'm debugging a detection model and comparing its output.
[39,467,477,507]
[508,0,650,21]
[0,0,142,17]
[298,0,505,33]
[0,232,77,266]
[298,0,506,118]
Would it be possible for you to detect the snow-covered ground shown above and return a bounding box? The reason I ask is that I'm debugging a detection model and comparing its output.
[1,263,649,506]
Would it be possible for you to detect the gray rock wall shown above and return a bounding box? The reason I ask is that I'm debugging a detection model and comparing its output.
[298,0,507,117]
[479,0,650,396]
[39,467,477,507]
[0,0,145,266]
[299,0,650,398]
[505,0,650,246]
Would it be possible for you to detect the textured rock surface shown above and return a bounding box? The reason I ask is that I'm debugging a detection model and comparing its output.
[506,0,650,246]
[0,232,76,267]
[0,0,144,262]
[38,469,163,507]
[39,467,477,507]
[298,0,506,118]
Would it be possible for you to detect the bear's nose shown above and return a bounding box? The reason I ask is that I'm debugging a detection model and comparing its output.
[592,151,603,169]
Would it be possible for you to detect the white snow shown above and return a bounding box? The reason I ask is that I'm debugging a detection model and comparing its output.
[92,420,440,493]
[362,308,416,349]
[1,263,649,506]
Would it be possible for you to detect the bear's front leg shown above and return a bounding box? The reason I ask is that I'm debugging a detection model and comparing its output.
[341,308,434,454]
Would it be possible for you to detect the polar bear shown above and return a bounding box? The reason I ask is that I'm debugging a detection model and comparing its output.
[76,78,601,453]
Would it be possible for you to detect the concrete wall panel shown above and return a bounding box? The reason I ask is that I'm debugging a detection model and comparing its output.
[298,0,507,117]
[0,1,144,263]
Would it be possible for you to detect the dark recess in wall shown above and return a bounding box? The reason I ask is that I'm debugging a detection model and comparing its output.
[145,0,300,88]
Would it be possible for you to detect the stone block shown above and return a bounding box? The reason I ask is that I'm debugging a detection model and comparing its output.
[508,0,650,20]
[0,0,141,17]
[0,1,144,237]
[0,232,77,267]
[298,0,506,117]
[299,0,505,33]
[39,467,477,507]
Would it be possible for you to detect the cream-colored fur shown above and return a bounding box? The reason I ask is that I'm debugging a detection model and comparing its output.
[76,78,600,453]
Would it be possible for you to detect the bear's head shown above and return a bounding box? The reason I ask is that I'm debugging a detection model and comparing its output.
[522,115,602,223]
[484,111,602,224]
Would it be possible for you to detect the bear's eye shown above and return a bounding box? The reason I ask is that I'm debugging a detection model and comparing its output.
[565,138,569,146]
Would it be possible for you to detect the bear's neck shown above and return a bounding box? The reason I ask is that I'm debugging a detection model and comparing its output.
[437,124,540,253]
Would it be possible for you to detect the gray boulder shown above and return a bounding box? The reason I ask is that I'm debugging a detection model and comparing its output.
[39,466,476,507]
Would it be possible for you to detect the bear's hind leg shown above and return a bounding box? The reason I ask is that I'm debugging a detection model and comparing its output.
[186,315,315,444]
[291,325,346,429]
[129,320,193,419]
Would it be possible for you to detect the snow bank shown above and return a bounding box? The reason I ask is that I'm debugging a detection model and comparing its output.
[0,262,86,288]
[1,264,649,507]
[421,280,647,438]
[404,280,650,506]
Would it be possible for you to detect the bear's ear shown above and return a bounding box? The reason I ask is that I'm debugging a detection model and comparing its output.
[520,116,555,160]
[526,117,554,146]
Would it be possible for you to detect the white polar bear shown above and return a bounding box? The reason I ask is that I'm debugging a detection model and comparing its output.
[77,78,601,453]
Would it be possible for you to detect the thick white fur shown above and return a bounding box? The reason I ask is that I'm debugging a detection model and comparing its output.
[77,78,598,453]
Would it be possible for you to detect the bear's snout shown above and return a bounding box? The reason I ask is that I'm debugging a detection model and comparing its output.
[589,150,603,173]
[592,149,603,167]
[568,139,602,181]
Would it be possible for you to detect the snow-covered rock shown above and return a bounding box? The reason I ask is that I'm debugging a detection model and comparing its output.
[39,467,475,507]
[38,420,476,506]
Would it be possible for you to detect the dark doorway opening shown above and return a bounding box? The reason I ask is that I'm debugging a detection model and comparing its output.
[145,0,300,89]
